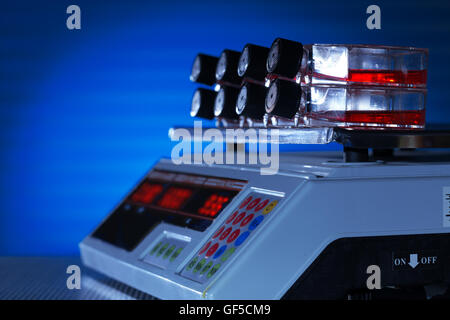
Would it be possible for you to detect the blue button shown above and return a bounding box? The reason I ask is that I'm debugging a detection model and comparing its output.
[235,231,250,247]
[213,245,227,259]
[248,215,264,231]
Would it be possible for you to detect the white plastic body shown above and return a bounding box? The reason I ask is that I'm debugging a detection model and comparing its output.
[80,151,450,299]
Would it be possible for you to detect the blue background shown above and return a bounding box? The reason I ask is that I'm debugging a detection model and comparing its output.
[1,0,449,255]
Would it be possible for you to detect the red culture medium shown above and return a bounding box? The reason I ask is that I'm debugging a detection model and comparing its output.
[311,110,425,127]
[347,69,427,86]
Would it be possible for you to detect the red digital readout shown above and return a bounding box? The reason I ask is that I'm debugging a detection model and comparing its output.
[130,182,163,204]
[157,187,193,210]
[198,194,230,217]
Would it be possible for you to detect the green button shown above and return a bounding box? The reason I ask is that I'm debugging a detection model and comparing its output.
[157,243,169,257]
[170,247,183,262]
[221,247,235,262]
[193,259,206,274]
[187,257,198,271]
[150,242,163,255]
[163,245,176,259]
[200,261,213,275]
[207,263,221,278]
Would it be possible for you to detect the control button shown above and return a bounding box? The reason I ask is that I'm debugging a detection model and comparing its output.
[221,247,235,262]
[226,211,238,224]
[201,261,213,275]
[240,213,254,227]
[136,206,146,214]
[213,245,227,259]
[150,241,163,255]
[199,241,211,255]
[233,212,246,225]
[247,198,261,210]
[157,243,169,257]
[219,227,232,241]
[170,247,183,262]
[163,245,176,259]
[212,226,225,239]
[254,199,269,212]
[207,263,221,278]
[248,215,264,231]
[205,242,219,258]
[240,196,252,209]
[194,259,206,273]
[235,231,250,247]
[227,229,240,243]
[262,200,278,215]
[187,256,198,270]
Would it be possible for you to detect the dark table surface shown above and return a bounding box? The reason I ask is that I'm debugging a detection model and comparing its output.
[0,257,155,300]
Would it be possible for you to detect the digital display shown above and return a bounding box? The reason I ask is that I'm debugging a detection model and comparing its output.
[198,194,230,217]
[93,171,246,251]
[157,186,193,210]
[127,171,245,220]
[130,182,163,204]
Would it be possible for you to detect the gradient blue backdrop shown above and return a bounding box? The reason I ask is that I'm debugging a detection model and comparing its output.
[1,0,449,255]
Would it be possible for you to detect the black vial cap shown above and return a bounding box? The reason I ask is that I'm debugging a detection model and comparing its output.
[236,82,267,119]
[190,54,219,85]
[266,38,303,78]
[265,79,301,119]
[237,44,270,81]
[215,49,242,84]
[214,86,240,119]
[190,88,217,120]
